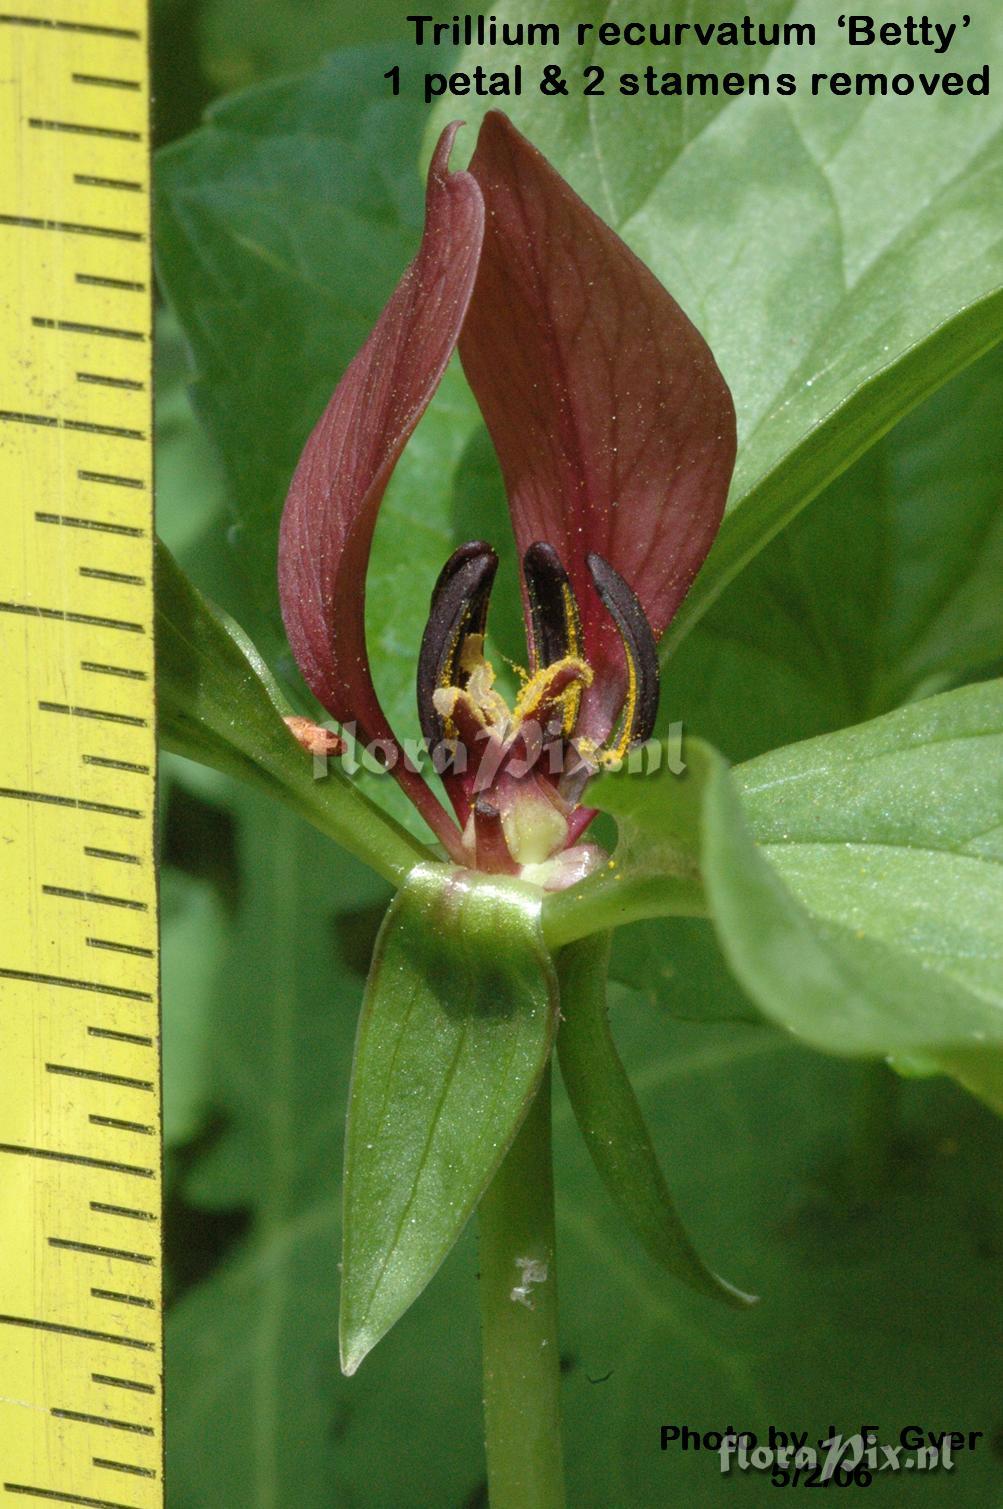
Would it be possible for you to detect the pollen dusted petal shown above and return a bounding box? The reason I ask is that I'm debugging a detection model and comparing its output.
[278,123,484,853]
[460,111,736,739]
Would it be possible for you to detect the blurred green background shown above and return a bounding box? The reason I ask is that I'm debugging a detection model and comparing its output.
[154,2,1003,1505]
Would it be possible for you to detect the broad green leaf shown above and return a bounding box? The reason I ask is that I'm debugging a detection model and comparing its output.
[156,539,424,884]
[155,303,229,562]
[665,343,1003,762]
[170,785,389,1216]
[341,863,559,1374]
[554,1023,1003,1507]
[708,755,1002,1059]
[168,1206,485,1507]
[556,932,754,1307]
[431,0,1003,645]
[725,680,1003,1054]
[197,0,414,93]
[608,915,760,1027]
[565,686,1003,1064]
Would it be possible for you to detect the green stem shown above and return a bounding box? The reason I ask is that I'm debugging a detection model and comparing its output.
[542,872,707,950]
[852,1061,901,1189]
[478,1065,565,1509]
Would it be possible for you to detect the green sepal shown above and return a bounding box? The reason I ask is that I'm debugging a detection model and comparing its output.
[156,539,425,886]
[340,863,560,1375]
[556,932,755,1309]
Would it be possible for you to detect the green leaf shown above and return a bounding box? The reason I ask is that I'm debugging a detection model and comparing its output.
[564,685,1003,1068]
[725,680,1003,1055]
[154,302,229,562]
[431,0,1003,642]
[608,915,759,1027]
[554,1026,1003,1507]
[556,932,754,1307]
[340,863,559,1374]
[171,786,390,1214]
[156,539,424,884]
[665,343,1003,762]
[935,1050,1003,1117]
[197,0,415,94]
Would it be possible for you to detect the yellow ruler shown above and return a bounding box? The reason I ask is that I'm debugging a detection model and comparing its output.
[0,2,161,1505]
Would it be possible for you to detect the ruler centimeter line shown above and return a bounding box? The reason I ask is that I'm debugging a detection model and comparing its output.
[0,3,161,1506]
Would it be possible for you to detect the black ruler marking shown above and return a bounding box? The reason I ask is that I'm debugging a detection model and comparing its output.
[0,786,142,816]
[28,119,142,143]
[0,1145,153,1178]
[0,967,150,999]
[0,16,141,40]
[0,213,144,242]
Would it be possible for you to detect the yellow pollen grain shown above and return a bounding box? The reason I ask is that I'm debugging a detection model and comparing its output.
[512,655,593,729]
[439,635,594,739]
[602,631,639,763]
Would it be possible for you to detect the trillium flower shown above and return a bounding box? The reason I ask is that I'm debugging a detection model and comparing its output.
[278,112,735,887]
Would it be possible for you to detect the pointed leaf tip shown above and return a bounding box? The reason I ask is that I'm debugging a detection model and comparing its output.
[556,930,755,1310]
[339,865,559,1370]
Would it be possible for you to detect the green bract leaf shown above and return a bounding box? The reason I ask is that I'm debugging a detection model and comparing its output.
[431,0,1003,643]
[340,863,559,1374]
[564,686,1003,1075]
[156,539,424,884]
[556,932,755,1307]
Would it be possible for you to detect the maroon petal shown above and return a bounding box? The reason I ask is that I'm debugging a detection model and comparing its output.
[460,112,736,736]
[278,123,484,848]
